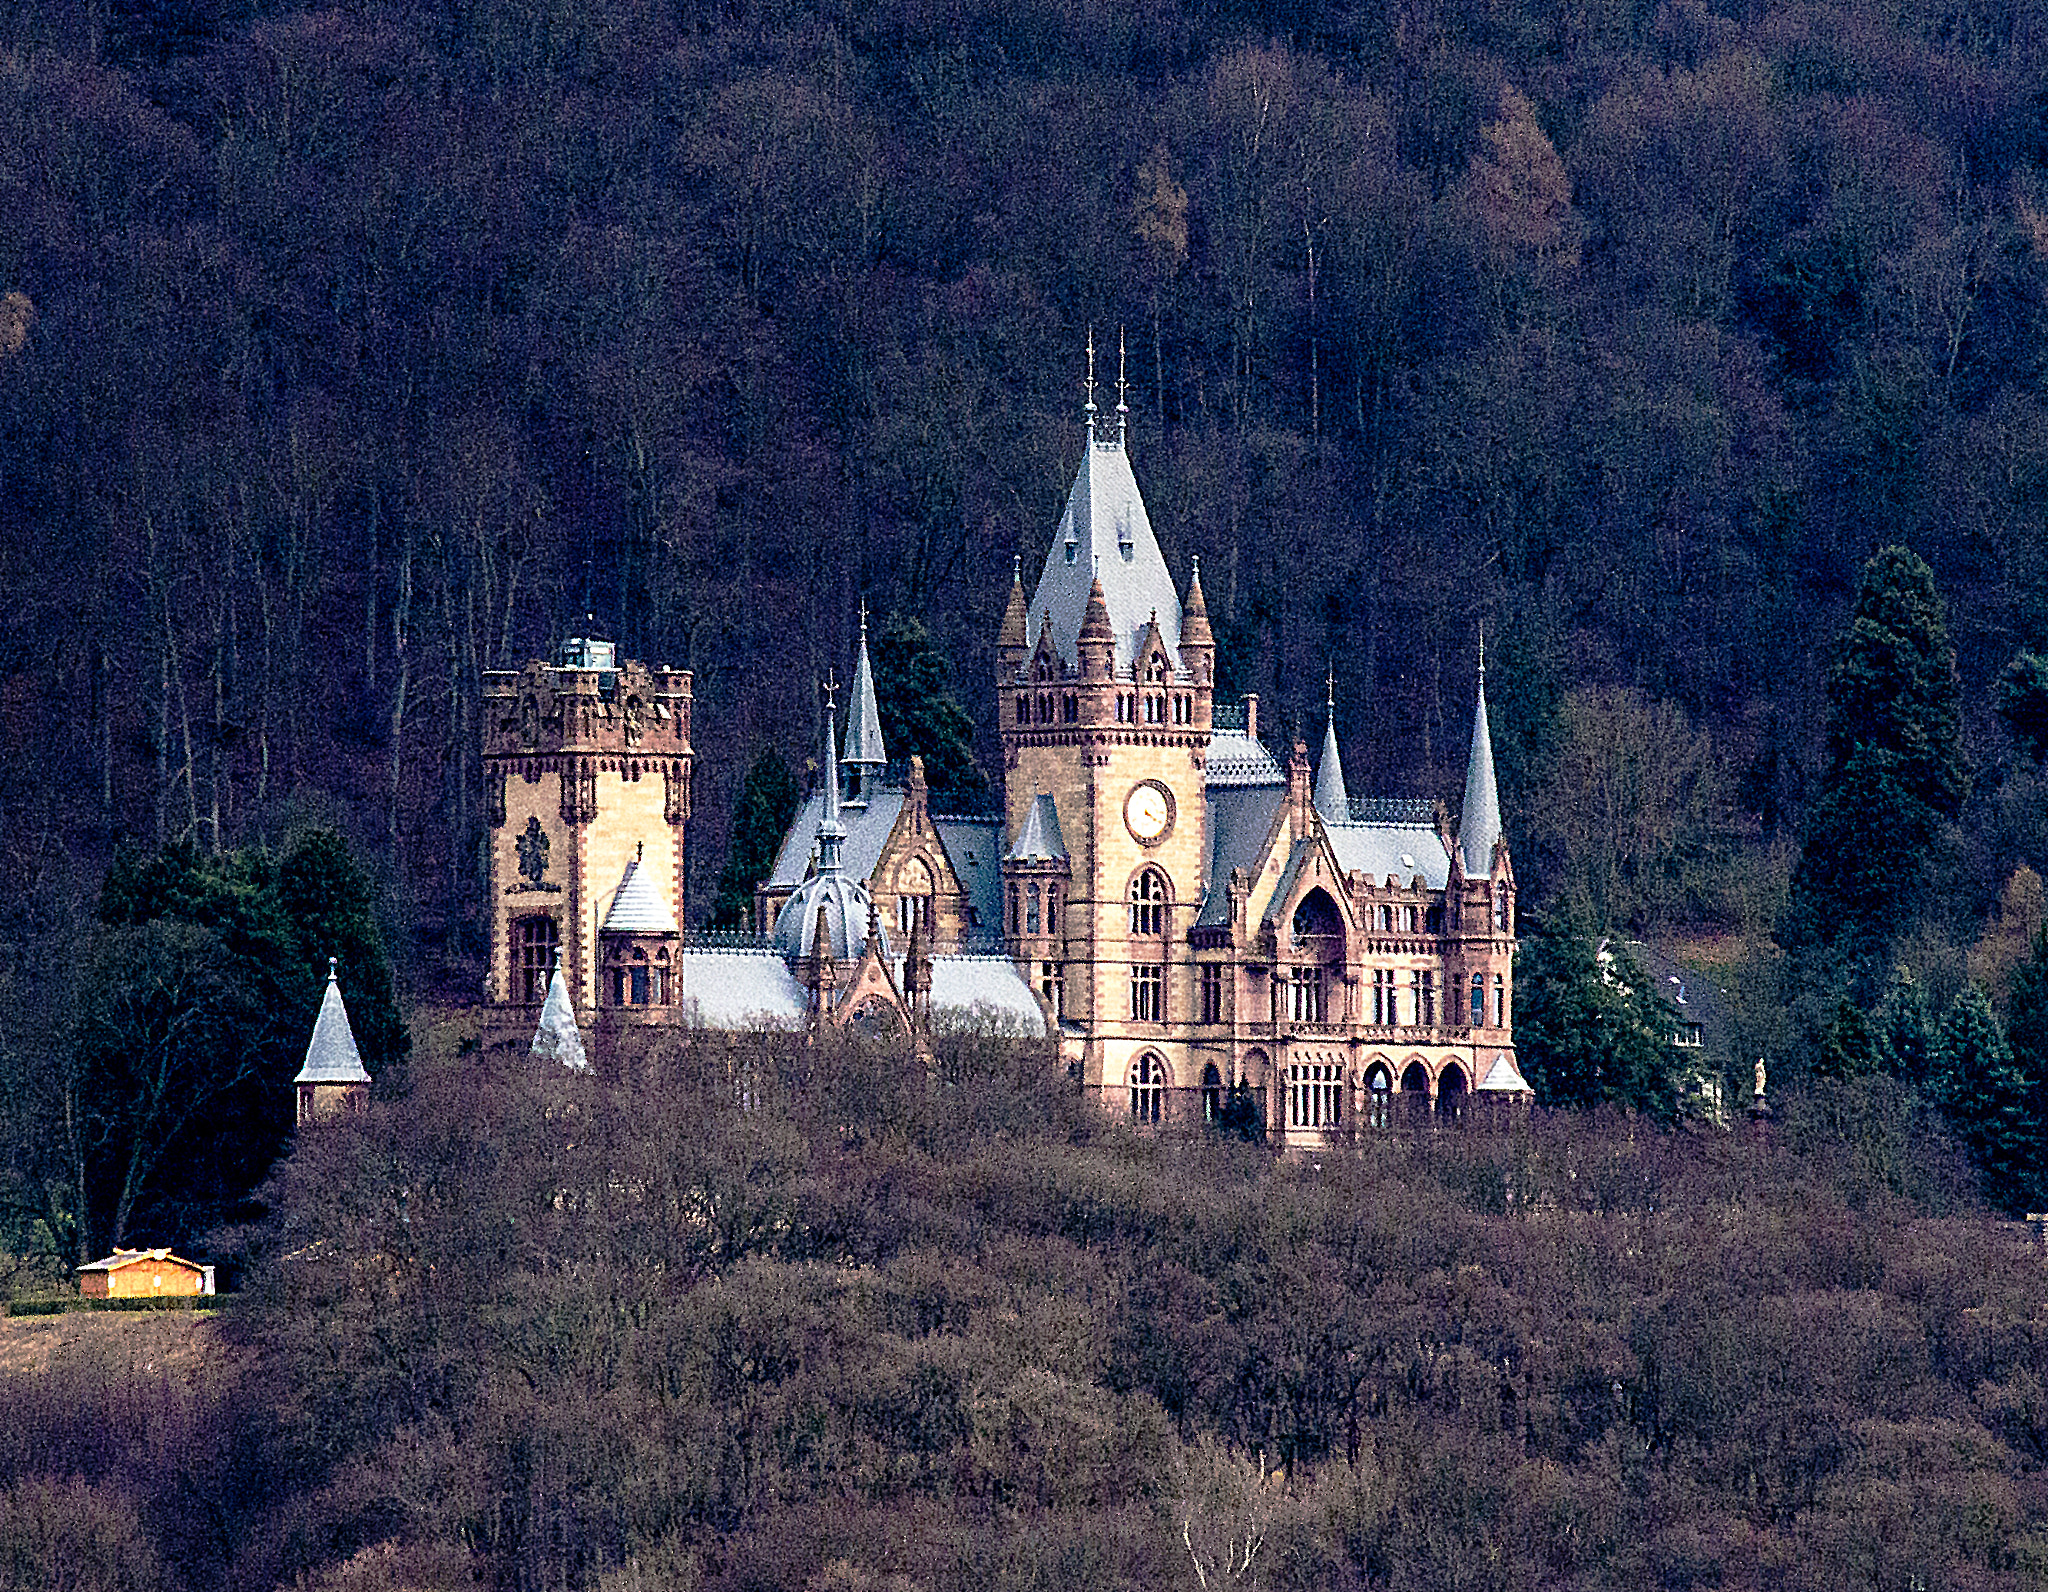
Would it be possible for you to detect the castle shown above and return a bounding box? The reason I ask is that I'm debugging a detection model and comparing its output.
[476,371,1531,1138]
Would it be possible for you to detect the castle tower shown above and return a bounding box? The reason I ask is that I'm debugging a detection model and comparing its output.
[998,350,1212,1106]
[1447,646,1517,1054]
[295,959,370,1124]
[480,632,693,1017]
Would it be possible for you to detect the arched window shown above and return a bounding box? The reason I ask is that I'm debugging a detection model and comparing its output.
[1063,693,1078,722]
[1494,885,1509,933]
[1025,885,1040,935]
[1493,973,1506,1028]
[897,859,933,939]
[1130,1054,1166,1123]
[1401,1061,1430,1094]
[1145,654,1167,683]
[1471,973,1485,1026]
[516,915,559,1004]
[1202,1063,1223,1124]
[1130,870,1168,936]
[1006,883,1019,936]
[1437,1063,1468,1124]
[1378,905,1394,933]
[1045,886,1059,934]
[1366,1065,1393,1130]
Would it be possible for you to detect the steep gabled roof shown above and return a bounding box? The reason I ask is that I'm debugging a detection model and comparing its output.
[296,961,370,1086]
[1026,435,1181,673]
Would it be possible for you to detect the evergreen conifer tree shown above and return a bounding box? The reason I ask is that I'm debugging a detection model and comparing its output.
[1514,926,1680,1119]
[1999,929,2048,1210]
[1788,546,1965,989]
[1872,971,1935,1078]
[873,613,987,806]
[1995,651,2048,761]
[1929,985,2034,1214]
[711,749,799,930]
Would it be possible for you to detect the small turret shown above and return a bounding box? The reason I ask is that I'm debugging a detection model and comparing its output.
[1078,577,1115,680]
[1314,673,1348,824]
[1287,734,1314,841]
[997,557,1029,681]
[1459,645,1503,878]
[533,963,590,1072]
[842,604,888,807]
[295,959,371,1124]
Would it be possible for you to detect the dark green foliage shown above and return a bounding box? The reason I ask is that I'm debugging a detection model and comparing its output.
[871,613,987,807]
[1788,548,1966,988]
[1872,971,1935,1078]
[1995,651,2048,760]
[1511,926,1680,1118]
[711,749,800,930]
[62,834,403,1259]
[1815,996,1883,1079]
[1927,986,2037,1215]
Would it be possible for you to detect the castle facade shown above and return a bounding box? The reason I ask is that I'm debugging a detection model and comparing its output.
[482,383,1530,1138]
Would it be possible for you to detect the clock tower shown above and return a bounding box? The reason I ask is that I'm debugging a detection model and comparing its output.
[997,348,1213,1105]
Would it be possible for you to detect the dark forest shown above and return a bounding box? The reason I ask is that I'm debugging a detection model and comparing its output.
[5,0,2048,988]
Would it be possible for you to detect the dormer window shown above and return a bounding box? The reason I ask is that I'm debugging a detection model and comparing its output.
[1064,538,1078,565]
[1144,655,1167,683]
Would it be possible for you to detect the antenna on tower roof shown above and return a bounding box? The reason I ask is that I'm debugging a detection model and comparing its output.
[1083,326,1097,439]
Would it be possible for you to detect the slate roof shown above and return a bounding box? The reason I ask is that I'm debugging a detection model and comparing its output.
[766,789,905,888]
[1460,679,1502,877]
[1314,710,1348,821]
[843,617,887,771]
[935,816,1003,932]
[603,854,679,934]
[532,968,590,1072]
[1205,728,1284,788]
[1197,783,1287,927]
[677,949,808,1028]
[1325,822,1452,889]
[921,955,1048,1036]
[296,962,370,1085]
[1004,794,1067,862]
[1026,436,1182,674]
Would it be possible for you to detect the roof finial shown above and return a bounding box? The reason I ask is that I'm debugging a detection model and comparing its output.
[1116,326,1129,445]
[1013,553,1022,582]
[1478,622,1486,683]
[1326,667,1336,716]
[858,597,868,639]
[327,956,338,980]
[636,839,644,860]
[1083,326,1097,438]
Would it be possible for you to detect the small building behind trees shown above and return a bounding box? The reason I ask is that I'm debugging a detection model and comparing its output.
[78,1248,215,1299]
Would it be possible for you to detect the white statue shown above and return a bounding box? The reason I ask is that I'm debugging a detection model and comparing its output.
[1753,1057,1767,1099]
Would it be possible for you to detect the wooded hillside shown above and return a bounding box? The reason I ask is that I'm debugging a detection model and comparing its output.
[4,0,2048,984]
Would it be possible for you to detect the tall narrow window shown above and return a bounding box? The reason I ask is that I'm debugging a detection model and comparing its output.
[516,916,559,1004]
[1373,969,1395,1027]
[1130,870,1168,936]
[1493,973,1506,1028]
[1200,963,1224,1024]
[1040,961,1063,1019]
[1366,1066,1393,1130]
[1130,1054,1164,1122]
[1045,888,1059,934]
[1131,963,1165,1022]
[1202,1064,1224,1124]
[1289,965,1325,1024]
[1025,887,1040,935]
[1419,970,1435,1026]
[1494,886,1509,933]
[1471,973,1485,1026]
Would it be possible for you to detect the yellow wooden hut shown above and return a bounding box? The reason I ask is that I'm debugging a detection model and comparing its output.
[77,1248,214,1299]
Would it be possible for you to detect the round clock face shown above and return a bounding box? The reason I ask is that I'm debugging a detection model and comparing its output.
[1125,781,1173,843]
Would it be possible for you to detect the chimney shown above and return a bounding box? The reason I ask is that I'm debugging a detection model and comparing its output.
[1244,694,1259,740]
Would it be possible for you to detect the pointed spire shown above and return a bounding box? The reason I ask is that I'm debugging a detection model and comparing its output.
[998,557,1029,652]
[532,963,589,1072]
[1115,326,1129,446]
[1460,644,1503,878]
[296,958,370,1085]
[817,675,845,872]
[1079,577,1114,644]
[1083,326,1098,439]
[1315,671,1348,822]
[603,849,679,935]
[842,601,887,790]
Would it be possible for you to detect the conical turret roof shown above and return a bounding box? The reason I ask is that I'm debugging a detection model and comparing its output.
[842,606,887,772]
[1314,681,1348,823]
[1005,793,1068,861]
[1460,664,1503,878]
[998,559,1029,651]
[603,850,678,935]
[532,966,590,1072]
[296,960,370,1085]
